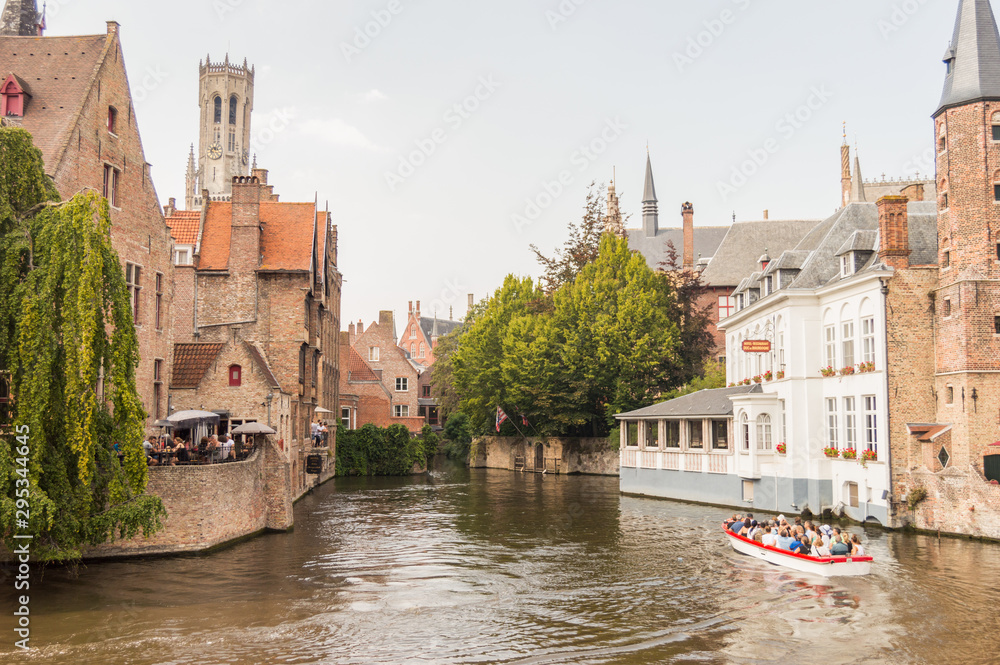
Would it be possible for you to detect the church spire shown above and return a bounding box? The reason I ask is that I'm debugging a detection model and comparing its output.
[936,0,1000,117]
[642,151,659,238]
[850,152,867,203]
[605,168,625,238]
[0,0,42,36]
[841,123,852,208]
[185,144,198,210]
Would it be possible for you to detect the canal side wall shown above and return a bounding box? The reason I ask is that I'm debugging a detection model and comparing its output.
[471,437,619,476]
[894,466,1000,540]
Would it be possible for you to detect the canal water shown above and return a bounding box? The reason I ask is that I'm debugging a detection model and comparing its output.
[5,462,1000,665]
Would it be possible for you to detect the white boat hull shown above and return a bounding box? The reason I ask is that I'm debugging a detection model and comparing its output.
[724,527,872,577]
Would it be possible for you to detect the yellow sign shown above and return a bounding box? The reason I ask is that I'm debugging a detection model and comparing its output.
[742,340,771,353]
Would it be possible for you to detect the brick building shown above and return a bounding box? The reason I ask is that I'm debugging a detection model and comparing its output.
[0,10,176,429]
[884,0,1000,539]
[398,300,462,427]
[341,312,424,432]
[166,170,342,494]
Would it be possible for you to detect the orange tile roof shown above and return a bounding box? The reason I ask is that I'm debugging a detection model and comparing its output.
[171,343,225,389]
[344,345,379,382]
[259,202,315,272]
[197,200,316,272]
[165,210,200,245]
[0,34,111,167]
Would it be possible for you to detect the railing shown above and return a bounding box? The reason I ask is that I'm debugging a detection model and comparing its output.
[621,449,637,468]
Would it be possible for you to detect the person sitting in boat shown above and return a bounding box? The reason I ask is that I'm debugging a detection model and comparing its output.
[761,526,776,547]
[752,529,764,544]
[819,525,834,547]
[775,527,796,550]
[811,537,831,558]
[725,514,739,529]
[804,521,818,542]
[850,534,865,556]
[788,533,810,554]
[729,515,746,534]
[830,535,850,555]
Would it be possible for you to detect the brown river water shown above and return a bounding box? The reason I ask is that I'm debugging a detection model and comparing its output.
[3,461,1000,664]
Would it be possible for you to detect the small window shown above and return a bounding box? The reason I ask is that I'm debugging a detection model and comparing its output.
[841,255,851,277]
[995,316,1000,335]
[125,262,141,323]
[993,113,1000,141]
[756,414,772,451]
[229,364,242,387]
[847,482,859,508]
[943,251,950,268]
[410,324,416,337]
[943,298,952,318]
[688,421,704,449]
[103,164,120,207]
[418,343,425,358]
[665,421,680,448]
[395,377,408,392]
[711,420,728,450]
[229,95,238,125]
[942,191,949,209]
[213,96,222,124]
[742,480,755,503]
[394,405,409,418]
[341,407,351,429]
[939,134,947,151]
[740,413,750,451]
[627,422,639,448]
[409,342,416,357]
[718,296,735,320]
[644,421,659,449]
[155,272,163,330]
[108,106,118,134]
[995,186,1000,202]
[946,385,954,404]
[422,385,431,398]
[369,347,380,362]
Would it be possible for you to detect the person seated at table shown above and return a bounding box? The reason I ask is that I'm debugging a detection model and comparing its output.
[175,440,191,463]
[142,437,159,466]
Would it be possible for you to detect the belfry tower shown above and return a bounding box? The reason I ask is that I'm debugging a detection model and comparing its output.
[186,54,254,209]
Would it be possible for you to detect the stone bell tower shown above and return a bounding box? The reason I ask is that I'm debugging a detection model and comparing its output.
[186,54,254,209]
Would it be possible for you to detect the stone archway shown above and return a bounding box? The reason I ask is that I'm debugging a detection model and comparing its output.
[535,442,544,472]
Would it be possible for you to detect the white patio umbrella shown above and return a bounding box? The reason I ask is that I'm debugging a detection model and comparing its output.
[167,410,221,445]
[231,422,276,435]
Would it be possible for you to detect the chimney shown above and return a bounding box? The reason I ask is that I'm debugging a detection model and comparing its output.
[331,224,339,266]
[231,175,261,226]
[450,306,454,320]
[763,210,769,221]
[348,322,355,336]
[251,167,268,185]
[163,197,176,218]
[877,196,911,270]
[357,319,364,334]
[408,301,413,315]
[415,301,421,318]
[681,202,694,269]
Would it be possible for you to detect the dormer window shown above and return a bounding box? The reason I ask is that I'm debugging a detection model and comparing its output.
[0,74,30,118]
[841,255,852,278]
[764,276,774,295]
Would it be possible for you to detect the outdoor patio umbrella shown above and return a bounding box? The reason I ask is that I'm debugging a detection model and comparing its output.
[231,422,276,435]
[167,410,221,445]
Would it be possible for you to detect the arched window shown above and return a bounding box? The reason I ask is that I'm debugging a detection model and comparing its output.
[213,96,222,124]
[229,95,238,125]
[411,324,416,337]
[418,343,425,358]
[740,413,750,451]
[229,364,242,387]
[410,342,416,357]
[756,414,772,451]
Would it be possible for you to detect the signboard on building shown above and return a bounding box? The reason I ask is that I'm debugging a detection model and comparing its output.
[742,340,772,353]
[306,455,324,475]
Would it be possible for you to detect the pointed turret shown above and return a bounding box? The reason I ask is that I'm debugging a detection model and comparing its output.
[936,0,1000,117]
[0,0,41,36]
[642,152,659,238]
[850,154,867,203]
[605,169,625,238]
[841,124,852,208]
[185,144,198,210]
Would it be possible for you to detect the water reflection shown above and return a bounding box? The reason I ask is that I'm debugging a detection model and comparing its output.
[2,461,1000,664]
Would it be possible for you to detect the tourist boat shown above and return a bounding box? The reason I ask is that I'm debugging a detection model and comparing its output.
[723,525,873,577]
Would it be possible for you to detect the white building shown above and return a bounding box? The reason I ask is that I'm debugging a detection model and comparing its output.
[618,200,938,524]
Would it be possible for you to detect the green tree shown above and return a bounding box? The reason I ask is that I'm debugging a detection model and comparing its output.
[0,127,165,560]
[657,239,717,388]
[659,360,727,402]
[442,412,473,462]
[529,183,607,293]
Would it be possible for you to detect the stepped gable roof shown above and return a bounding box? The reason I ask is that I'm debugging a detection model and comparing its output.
[197,201,317,272]
[345,346,379,382]
[627,226,729,272]
[615,385,763,420]
[165,210,200,245]
[700,219,819,288]
[242,341,280,389]
[171,343,225,389]
[0,32,110,167]
[936,0,1000,117]
[420,316,461,342]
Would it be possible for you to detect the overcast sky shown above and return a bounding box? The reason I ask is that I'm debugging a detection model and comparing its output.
[48,0,958,329]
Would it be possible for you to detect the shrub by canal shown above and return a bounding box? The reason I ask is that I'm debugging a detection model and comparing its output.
[335,424,437,477]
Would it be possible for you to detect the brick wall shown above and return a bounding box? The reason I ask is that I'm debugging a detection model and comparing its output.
[352,312,423,430]
[470,436,619,476]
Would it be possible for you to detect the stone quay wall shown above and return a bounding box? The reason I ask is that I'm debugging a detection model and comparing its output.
[471,437,619,476]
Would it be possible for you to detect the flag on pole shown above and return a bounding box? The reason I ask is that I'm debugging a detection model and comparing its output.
[496,406,509,432]
[521,413,530,427]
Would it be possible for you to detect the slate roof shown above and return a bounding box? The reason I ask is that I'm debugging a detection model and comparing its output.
[420,316,461,342]
[165,210,200,245]
[936,0,1000,117]
[243,341,280,389]
[344,345,380,382]
[616,385,763,420]
[0,32,110,167]
[627,226,729,272]
[171,343,225,389]
[734,201,938,298]
[198,201,317,272]
[698,219,820,288]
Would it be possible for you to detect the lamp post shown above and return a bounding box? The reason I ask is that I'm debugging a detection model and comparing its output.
[266,393,274,428]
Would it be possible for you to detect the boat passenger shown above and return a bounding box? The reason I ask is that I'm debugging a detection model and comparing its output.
[776,528,796,551]
[812,537,831,558]
[761,526,776,547]
[850,534,865,556]
[830,535,850,556]
[753,529,764,544]
[729,516,746,534]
